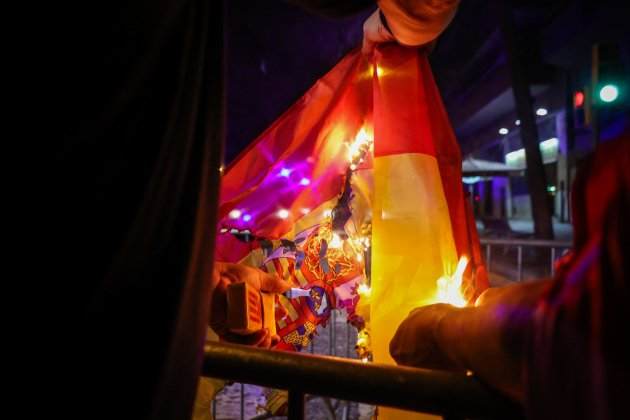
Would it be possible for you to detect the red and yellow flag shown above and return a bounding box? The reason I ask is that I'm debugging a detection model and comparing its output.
[217,46,486,418]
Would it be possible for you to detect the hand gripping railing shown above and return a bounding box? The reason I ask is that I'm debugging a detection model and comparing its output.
[202,341,523,420]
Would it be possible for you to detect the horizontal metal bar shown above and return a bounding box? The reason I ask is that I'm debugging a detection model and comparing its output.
[202,341,522,419]
[480,238,572,248]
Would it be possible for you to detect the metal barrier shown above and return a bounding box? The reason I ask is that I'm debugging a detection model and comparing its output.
[203,341,522,420]
[480,238,572,281]
[207,238,568,419]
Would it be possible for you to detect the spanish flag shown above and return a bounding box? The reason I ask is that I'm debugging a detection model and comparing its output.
[371,45,474,420]
[218,45,486,419]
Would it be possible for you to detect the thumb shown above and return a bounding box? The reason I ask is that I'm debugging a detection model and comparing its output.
[260,272,291,293]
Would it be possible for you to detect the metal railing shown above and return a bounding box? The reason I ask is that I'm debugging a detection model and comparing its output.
[207,239,568,419]
[481,237,572,281]
[203,341,522,420]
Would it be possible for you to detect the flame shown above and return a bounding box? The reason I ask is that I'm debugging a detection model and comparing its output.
[435,256,469,307]
[369,65,385,78]
[347,127,373,163]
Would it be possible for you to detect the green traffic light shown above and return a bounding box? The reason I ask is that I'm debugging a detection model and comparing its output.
[599,84,619,103]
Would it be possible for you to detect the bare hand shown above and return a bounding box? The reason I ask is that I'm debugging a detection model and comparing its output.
[362,9,395,56]
[210,262,291,348]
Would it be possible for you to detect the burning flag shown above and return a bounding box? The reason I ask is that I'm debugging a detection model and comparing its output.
[216,45,487,403]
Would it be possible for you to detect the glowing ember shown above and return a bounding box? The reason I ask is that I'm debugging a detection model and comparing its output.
[328,233,343,249]
[435,256,469,307]
[357,283,371,298]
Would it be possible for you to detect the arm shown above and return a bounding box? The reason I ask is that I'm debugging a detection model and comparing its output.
[363,0,459,55]
[390,280,552,401]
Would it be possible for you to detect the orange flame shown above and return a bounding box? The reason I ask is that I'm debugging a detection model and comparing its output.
[435,256,469,307]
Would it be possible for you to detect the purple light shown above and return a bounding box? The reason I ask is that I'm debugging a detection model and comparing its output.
[242,214,252,222]
[279,168,291,177]
[299,177,310,186]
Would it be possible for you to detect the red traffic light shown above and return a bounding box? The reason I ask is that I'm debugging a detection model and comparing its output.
[574,90,585,108]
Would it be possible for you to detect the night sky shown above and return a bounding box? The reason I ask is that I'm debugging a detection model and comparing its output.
[226,1,372,163]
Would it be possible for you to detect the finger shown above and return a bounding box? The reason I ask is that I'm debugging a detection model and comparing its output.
[260,272,291,293]
[254,329,273,348]
[221,263,250,285]
[271,334,281,347]
[221,329,269,347]
[209,277,230,336]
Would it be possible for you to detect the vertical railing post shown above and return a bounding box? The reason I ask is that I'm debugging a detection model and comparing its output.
[485,244,491,272]
[240,383,245,420]
[346,318,351,358]
[332,310,336,356]
[329,310,335,356]
[288,389,305,420]
[550,247,556,276]
[517,246,523,282]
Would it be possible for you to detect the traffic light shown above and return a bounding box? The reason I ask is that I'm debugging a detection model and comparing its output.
[599,83,619,103]
[574,90,585,108]
[573,88,588,127]
[595,43,625,107]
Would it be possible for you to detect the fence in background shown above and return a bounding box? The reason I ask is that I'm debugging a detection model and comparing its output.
[480,238,572,281]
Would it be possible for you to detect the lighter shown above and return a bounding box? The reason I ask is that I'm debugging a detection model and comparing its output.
[226,282,276,336]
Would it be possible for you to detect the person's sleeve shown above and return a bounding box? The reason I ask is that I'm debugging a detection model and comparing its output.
[378,0,459,46]
[526,190,630,420]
